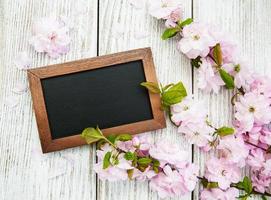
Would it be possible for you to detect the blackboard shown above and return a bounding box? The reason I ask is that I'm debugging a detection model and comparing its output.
[28,48,166,153]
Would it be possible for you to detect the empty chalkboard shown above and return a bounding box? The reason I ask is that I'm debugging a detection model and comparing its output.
[28,48,166,153]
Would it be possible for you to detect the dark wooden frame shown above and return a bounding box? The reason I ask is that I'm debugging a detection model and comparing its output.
[28,48,166,153]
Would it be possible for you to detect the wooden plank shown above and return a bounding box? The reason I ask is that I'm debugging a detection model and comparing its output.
[98,0,192,200]
[0,0,97,199]
[192,0,271,199]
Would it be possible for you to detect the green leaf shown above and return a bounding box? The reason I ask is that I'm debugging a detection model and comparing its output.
[162,82,187,105]
[97,139,106,149]
[243,176,253,194]
[161,27,180,40]
[106,135,117,144]
[163,83,174,92]
[162,90,185,105]
[235,181,245,190]
[206,182,219,189]
[219,69,235,89]
[178,18,193,27]
[81,127,105,144]
[124,152,136,161]
[238,194,249,200]
[191,56,202,68]
[217,126,235,137]
[213,43,223,66]
[152,159,160,167]
[140,82,161,94]
[153,166,159,173]
[201,177,219,189]
[116,134,132,142]
[138,157,152,165]
[261,195,268,200]
[168,82,187,95]
[103,152,111,169]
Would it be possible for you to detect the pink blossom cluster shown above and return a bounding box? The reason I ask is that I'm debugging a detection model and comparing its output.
[148,2,271,196]
[170,96,215,149]
[234,75,271,193]
[149,0,183,28]
[94,135,199,199]
[29,17,71,58]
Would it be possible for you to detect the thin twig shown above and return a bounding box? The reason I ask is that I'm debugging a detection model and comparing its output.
[244,140,268,152]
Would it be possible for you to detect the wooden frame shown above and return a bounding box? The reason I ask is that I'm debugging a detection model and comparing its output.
[28,48,166,153]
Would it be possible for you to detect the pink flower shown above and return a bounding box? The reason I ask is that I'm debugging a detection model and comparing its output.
[150,165,197,198]
[116,140,135,152]
[178,163,199,192]
[171,96,215,147]
[222,61,253,89]
[132,134,152,151]
[197,58,225,93]
[247,148,266,170]
[235,92,271,132]
[165,8,182,28]
[116,134,152,155]
[209,28,239,63]
[177,122,214,147]
[205,157,241,190]
[29,17,71,58]
[249,74,271,100]
[94,144,132,181]
[149,141,188,167]
[260,124,271,145]
[251,169,271,193]
[132,166,156,181]
[178,23,216,59]
[14,51,31,70]
[200,188,239,200]
[171,96,208,125]
[217,135,249,167]
[149,0,181,19]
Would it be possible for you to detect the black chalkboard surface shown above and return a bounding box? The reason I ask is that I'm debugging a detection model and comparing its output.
[42,60,153,139]
[28,48,166,153]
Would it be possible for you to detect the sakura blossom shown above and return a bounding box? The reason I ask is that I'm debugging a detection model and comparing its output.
[217,135,249,167]
[222,61,253,89]
[132,167,156,181]
[177,122,214,147]
[165,7,182,28]
[197,58,225,93]
[178,23,216,59]
[29,17,71,58]
[200,188,239,200]
[148,0,182,20]
[149,140,188,167]
[235,92,271,132]
[249,74,271,99]
[94,144,131,181]
[170,96,215,147]
[14,51,31,70]
[171,96,208,126]
[209,28,239,64]
[204,157,241,190]
[150,165,197,198]
[251,169,271,193]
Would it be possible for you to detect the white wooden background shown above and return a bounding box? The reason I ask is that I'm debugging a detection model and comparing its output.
[0,0,270,199]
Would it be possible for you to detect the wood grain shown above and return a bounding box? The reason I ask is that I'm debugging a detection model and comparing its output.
[1,0,270,199]
[0,0,97,199]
